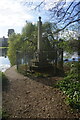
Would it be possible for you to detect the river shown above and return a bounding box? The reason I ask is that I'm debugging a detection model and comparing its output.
[0,56,10,72]
[0,48,11,72]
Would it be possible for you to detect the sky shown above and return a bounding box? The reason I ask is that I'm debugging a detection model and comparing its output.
[0,0,78,38]
[0,0,50,38]
[0,0,34,37]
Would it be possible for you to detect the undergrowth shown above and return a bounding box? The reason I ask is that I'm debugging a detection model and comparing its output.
[57,62,80,110]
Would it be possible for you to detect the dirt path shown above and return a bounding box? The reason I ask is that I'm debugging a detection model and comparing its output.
[2,66,80,118]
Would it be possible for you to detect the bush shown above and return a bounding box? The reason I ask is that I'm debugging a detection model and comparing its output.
[57,62,80,110]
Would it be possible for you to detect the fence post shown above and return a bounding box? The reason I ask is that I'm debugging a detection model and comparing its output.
[16,50,19,70]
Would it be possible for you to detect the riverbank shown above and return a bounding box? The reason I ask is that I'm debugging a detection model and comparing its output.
[2,66,80,118]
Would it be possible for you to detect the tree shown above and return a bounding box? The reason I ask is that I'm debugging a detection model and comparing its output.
[21,22,37,54]
[7,33,22,65]
[25,0,80,32]
[23,0,80,58]
[7,21,55,65]
[42,22,54,51]
[7,23,37,66]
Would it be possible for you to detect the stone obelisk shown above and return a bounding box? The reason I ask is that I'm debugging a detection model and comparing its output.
[37,17,43,62]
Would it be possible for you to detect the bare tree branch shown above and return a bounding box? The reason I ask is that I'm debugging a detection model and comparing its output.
[34,0,45,10]
[64,11,80,22]
[54,18,80,33]
[24,0,80,31]
[57,0,75,23]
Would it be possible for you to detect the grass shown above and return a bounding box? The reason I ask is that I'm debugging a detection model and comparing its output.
[0,47,8,49]
[0,108,9,119]
[2,109,9,119]
[0,72,9,118]
[0,107,2,118]
[0,71,9,91]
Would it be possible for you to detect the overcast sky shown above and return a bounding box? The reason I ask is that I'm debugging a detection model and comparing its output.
[0,0,77,38]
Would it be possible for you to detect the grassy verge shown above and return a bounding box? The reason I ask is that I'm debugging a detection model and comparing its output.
[0,72,9,118]
[0,71,9,91]
[0,108,2,118]
[0,47,8,49]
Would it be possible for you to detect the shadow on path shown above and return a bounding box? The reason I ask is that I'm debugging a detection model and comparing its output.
[2,74,10,92]
[28,75,62,88]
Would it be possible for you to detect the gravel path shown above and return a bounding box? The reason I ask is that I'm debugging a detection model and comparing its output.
[2,66,80,118]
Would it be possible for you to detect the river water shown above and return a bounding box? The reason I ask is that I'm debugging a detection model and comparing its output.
[0,56,10,72]
[0,48,11,72]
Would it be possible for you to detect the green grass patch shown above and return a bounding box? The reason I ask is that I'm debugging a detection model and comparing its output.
[0,47,8,49]
[0,107,2,118]
[0,72,9,91]
[2,109,9,119]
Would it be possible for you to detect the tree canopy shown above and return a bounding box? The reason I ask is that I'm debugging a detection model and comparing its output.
[8,21,56,65]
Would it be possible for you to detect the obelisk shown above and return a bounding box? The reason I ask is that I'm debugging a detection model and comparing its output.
[38,17,42,51]
[37,16,42,61]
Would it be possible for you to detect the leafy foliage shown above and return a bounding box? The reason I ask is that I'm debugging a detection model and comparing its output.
[7,23,37,66]
[57,62,80,109]
[7,33,21,65]
[7,22,56,66]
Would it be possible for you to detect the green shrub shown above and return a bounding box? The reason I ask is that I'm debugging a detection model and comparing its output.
[57,62,80,110]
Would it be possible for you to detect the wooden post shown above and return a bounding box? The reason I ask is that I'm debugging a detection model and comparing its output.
[54,49,57,75]
[16,51,19,70]
[61,40,63,70]
[59,39,63,71]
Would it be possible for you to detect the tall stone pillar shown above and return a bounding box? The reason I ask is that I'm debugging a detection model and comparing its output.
[38,17,42,52]
[37,17,43,61]
[30,17,52,70]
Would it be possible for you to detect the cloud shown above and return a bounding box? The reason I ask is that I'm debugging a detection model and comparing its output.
[0,0,34,37]
[0,0,34,26]
[0,0,78,37]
